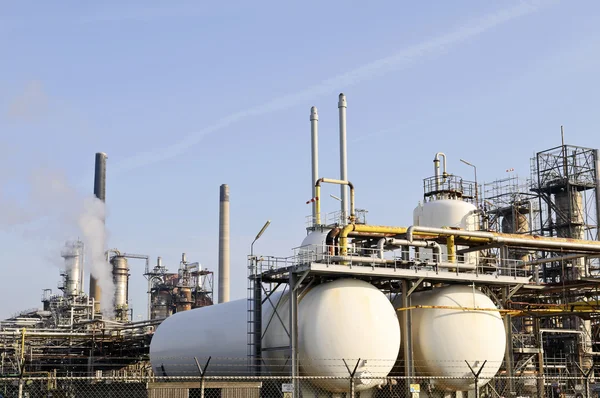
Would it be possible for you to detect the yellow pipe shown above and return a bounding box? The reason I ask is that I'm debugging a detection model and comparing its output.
[446,235,456,262]
[314,178,356,225]
[315,184,321,225]
[339,224,409,257]
[336,220,600,266]
[20,328,25,364]
[397,304,600,317]
[397,305,512,313]
[338,223,600,263]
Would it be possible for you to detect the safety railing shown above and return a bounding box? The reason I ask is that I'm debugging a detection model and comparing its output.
[287,244,531,279]
[305,209,369,228]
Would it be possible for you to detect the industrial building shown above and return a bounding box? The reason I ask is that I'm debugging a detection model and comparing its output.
[2,93,600,398]
[0,153,214,379]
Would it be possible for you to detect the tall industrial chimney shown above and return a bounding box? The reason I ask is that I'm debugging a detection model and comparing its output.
[218,184,230,303]
[338,93,348,221]
[90,152,107,313]
[310,106,319,225]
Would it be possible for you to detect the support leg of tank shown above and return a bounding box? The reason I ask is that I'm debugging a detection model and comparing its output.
[290,271,299,396]
[401,280,414,387]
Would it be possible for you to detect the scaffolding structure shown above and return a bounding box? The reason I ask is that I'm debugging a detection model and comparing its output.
[448,141,600,393]
[144,254,214,320]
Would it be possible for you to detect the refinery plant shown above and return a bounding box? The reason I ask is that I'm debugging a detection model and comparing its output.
[2,93,600,398]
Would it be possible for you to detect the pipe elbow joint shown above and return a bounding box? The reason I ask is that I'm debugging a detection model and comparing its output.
[407,226,415,242]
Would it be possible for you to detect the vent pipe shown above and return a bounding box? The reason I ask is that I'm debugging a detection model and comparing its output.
[89,152,107,313]
[310,106,319,225]
[338,93,348,222]
[218,184,230,303]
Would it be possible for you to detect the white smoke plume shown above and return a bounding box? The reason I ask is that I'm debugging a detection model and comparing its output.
[0,164,115,314]
[78,196,115,316]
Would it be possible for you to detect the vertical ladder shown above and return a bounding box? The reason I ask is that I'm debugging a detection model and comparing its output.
[246,255,256,371]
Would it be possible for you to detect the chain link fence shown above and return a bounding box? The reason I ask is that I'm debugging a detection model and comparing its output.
[0,375,595,398]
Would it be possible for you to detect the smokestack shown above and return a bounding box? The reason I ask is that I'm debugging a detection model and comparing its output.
[338,93,348,222]
[218,184,230,303]
[310,106,319,226]
[90,152,107,313]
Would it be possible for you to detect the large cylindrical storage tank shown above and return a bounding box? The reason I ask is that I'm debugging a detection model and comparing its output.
[413,199,478,265]
[150,278,400,393]
[394,285,505,391]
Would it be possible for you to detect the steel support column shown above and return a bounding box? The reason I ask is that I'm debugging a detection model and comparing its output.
[289,270,299,396]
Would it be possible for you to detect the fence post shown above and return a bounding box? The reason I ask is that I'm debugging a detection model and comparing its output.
[194,356,212,398]
[343,358,361,398]
[466,360,487,398]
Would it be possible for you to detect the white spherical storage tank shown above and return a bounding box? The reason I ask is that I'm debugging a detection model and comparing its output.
[394,285,506,391]
[150,278,400,393]
[413,199,479,265]
[297,228,331,262]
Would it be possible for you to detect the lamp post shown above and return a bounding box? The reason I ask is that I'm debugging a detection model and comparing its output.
[251,220,271,260]
[249,220,270,377]
[460,158,478,206]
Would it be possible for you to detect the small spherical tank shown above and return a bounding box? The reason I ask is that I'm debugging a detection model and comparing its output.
[395,285,506,391]
[298,228,331,262]
[413,199,478,264]
[414,199,478,230]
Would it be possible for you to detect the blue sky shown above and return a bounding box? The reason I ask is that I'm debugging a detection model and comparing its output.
[1,0,599,318]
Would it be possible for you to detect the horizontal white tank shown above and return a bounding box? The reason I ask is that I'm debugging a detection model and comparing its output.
[150,278,400,393]
[413,199,478,265]
[394,285,506,391]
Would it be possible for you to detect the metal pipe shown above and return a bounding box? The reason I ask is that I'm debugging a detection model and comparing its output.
[434,152,447,192]
[340,224,408,257]
[407,225,600,252]
[90,152,107,314]
[339,224,600,267]
[310,106,319,226]
[446,235,456,263]
[330,256,392,265]
[315,178,355,224]
[338,93,348,221]
[218,184,230,303]
[328,256,474,269]
[524,253,600,267]
[377,238,441,261]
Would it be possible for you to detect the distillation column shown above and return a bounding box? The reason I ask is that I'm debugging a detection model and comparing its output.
[111,255,130,321]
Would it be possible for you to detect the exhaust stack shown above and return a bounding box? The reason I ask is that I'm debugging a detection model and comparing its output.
[310,106,319,225]
[89,152,107,313]
[338,93,348,222]
[218,184,230,303]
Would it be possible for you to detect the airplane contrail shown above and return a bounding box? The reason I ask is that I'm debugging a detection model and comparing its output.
[113,0,550,174]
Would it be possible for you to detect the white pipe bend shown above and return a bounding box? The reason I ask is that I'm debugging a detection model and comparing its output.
[377,237,441,262]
